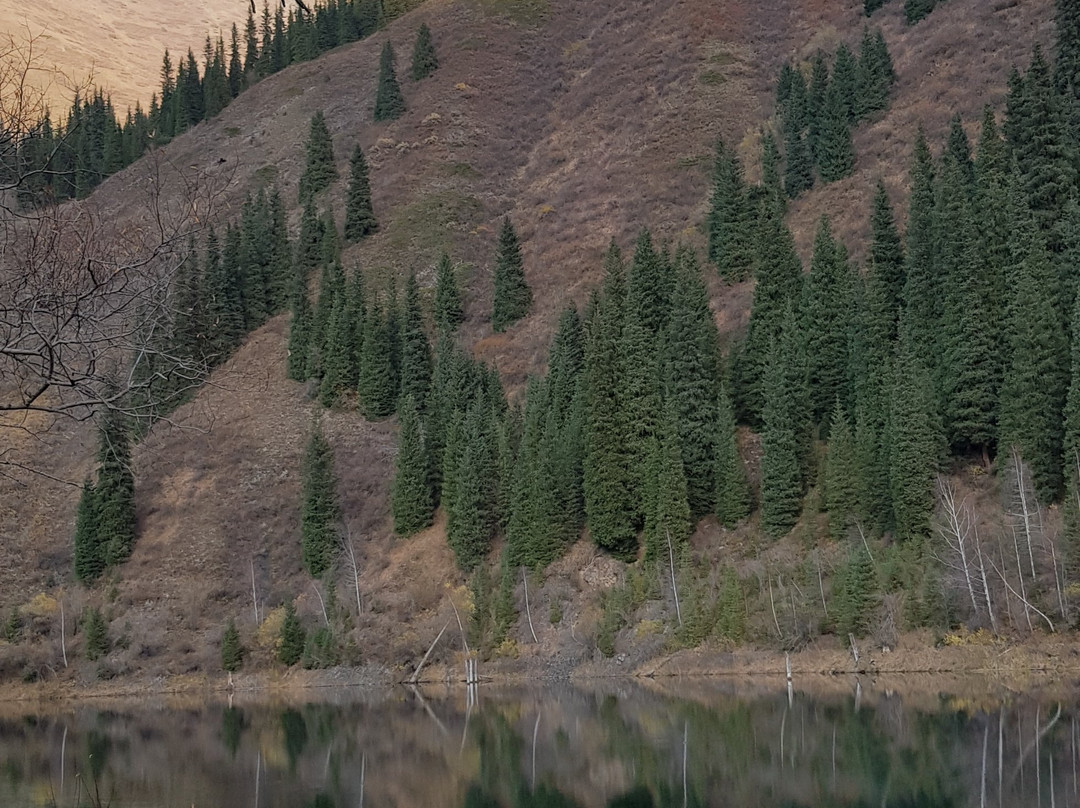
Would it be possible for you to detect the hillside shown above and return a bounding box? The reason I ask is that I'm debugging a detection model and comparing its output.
[0,0,1060,683]
[2,0,242,112]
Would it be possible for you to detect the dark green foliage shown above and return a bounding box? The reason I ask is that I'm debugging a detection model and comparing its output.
[856,29,895,119]
[888,336,941,541]
[831,44,858,125]
[760,322,808,538]
[760,128,784,205]
[2,609,20,644]
[825,403,859,540]
[302,626,340,668]
[446,404,499,571]
[867,181,905,323]
[95,408,137,568]
[642,403,692,562]
[901,131,940,371]
[434,253,465,332]
[803,218,856,426]
[714,385,750,526]
[392,395,434,537]
[399,273,432,410]
[833,545,877,637]
[374,41,406,122]
[221,620,244,672]
[82,607,109,661]
[410,23,438,80]
[662,249,719,517]
[277,603,306,666]
[816,82,856,182]
[287,275,313,383]
[782,120,814,198]
[344,145,378,242]
[715,567,745,642]
[733,200,803,424]
[300,424,340,578]
[358,299,398,419]
[73,478,103,584]
[298,111,337,203]
[999,223,1068,502]
[706,139,754,281]
[904,0,937,24]
[864,0,888,14]
[626,230,672,337]
[583,247,637,559]
[491,217,532,332]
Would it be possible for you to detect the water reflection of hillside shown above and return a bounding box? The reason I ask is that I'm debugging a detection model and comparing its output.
[0,682,1075,807]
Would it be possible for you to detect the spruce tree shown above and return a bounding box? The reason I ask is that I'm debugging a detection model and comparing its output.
[298,111,337,203]
[434,253,464,332]
[783,119,814,198]
[662,249,719,517]
[410,23,438,80]
[300,423,340,578]
[373,41,406,122]
[82,607,109,661]
[277,603,305,665]
[642,403,692,562]
[833,545,877,637]
[392,395,434,536]
[888,334,941,541]
[287,276,313,382]
[343,145,377,242]
[583,246,637,559]
[96,408,137,567]
[816,82,855,182]
[358,300,397,418]
[446,404,498,571]
[491,217,531,332]
[73,478,103,584]
[900,131,940,372]
[398,273,432,411]
[1063,293,1080,582]
[625,229,672,337]
[714,385,751,526]
[904,0,936,24]
[706,139,754,281]
[824,402,859,540]
[831,44,859,124]
[221,620,245,672]
[760,322,807,538]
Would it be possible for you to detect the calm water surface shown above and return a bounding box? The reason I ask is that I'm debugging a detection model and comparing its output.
[1,680,1078,807]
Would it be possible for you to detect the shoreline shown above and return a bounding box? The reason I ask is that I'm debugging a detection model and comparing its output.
[2,632,1078,708]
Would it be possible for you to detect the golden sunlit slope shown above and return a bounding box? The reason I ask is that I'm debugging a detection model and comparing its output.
[2,0,243,112]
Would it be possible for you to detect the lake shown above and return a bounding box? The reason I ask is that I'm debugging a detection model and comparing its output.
[0,678,1076,807]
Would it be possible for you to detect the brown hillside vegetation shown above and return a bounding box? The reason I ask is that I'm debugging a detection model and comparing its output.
[0,0,1058,683]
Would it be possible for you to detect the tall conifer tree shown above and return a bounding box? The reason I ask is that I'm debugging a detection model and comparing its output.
[373,41,406,122]
[491,217,531,332]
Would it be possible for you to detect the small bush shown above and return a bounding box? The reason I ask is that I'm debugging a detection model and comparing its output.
[221,620,245,672]
[302,626,339,669]
[277,604,306,666]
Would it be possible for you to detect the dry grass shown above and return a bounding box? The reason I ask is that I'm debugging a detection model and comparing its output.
[0,0,1057,683]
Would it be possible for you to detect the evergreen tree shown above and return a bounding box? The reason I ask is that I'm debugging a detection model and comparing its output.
[783,119,814,198]
[831,44,859,124]
[806,51,830,160]
[583,246,637,559]
[446,404,498,571]
[373,41,406,122]
[855,27,895,118]
[662,248,719,517]
[298,111,337,203]
[398,272,432,410]
[900,131,940,371]
[491,217,532,332]
[72,477,103,584]
[760,128,784,205]
[1063,293,1080,581]
[221,620,245,672]
[714,385,751,526]
[833,545,877,637]
[706,139,754,281]
[229,24,244,97]
[803,217,856,426]
[82,607,109,661]
[904,0,936,24]
[867,181,905,321]
[434,253,464,331]
[343,144,377,241]
[626,228,672,337]
[96,408,137,567]
[244,9,260,76]
[999,223,1068,502]
[642,403,692,562]
[816,81,856,182]
[392,395,434,536]
[277,603,305,665]
[760,320,807,538]
[300,423,340,577]
[888,334,941,541]
[358,300,397,418]
[287,275,313,382]
[824,402,859,540]
[410,23,438,80]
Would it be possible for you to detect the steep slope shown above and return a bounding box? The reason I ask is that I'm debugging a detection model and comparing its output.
[2,0,242,112]
[0,0,1058,680]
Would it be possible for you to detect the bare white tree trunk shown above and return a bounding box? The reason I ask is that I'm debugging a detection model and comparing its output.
[311,582,329,626]
[1011,448,1039,583]
[250,559,260,625]
[58,593,67,669]
[974,525,997,635]
[935,477,981,619]
[341,524,363,618]
[522,567,538,643]
[665,528,682,629]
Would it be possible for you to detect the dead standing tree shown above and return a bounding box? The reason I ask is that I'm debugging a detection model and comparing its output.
[0,34,226,479]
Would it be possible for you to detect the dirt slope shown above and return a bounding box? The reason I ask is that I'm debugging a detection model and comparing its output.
[0,0,1057,681]
[2,0,243,112]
